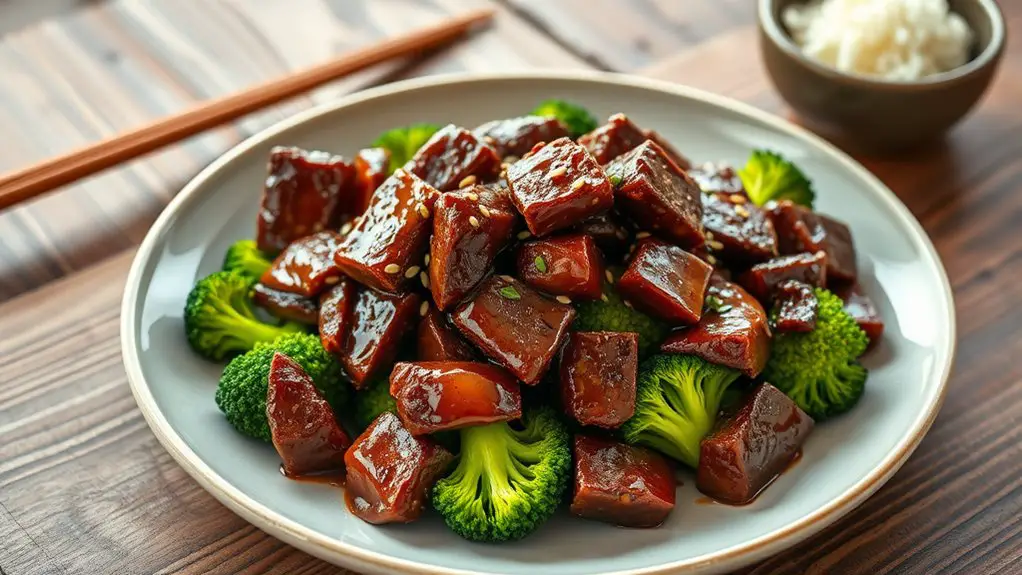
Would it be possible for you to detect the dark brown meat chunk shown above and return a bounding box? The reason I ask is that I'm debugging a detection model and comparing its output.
[473,115,570,159]
[256,146,357,254]
[560,332,638,428]
[251,283,318,324]
[738,251,828,303]
[333,169,440,294]
[573,211,631,255]
[451,276,575,385]
[504,137,614,237]
[570,435,676,528]
[644,129,692,171]
[317,277,357,356]
[516,233,604,300]
[344,412,453,524]
[617,238,713,326]
[774,280,818,332]
[767,200,858,284]
[687,162,745,196]
[837,283,884,349]
[417,306,477,361]
[697,383,814,505]
[353,147,390,215]
[579,113,691,169]
[259,231,343,298]
[702,192,777,264]
[342,288,421,388]
[267,352,350,476]
[404,124,501,191]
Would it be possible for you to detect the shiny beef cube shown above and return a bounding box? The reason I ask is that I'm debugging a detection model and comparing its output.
[473,115,570,159]
[342,288,421,388]
[687,162,745,196]
[738,251,828,303]
[267,352,350,476]
[644,129,692,171]
[697,383,814,505]
[404,124,501,191]
[504,137,614,237]
[573,211,631,255]
[661,275,771,377]
[452,276,575,385]
[257,147,357,254]
[353,147,391,214]
[251,283,318,324]
[417,306,477,361]
[837,283,884,349]
[570,435,676,528]
[317,277,357,356]
[579,114,691,169]
[767,201,858,284]
[774,280,818,332]
[259,231,344,298]
[608,140,704,249]
[516,234,604,300]
[560,332,638,428]
[333,169,440,294]
[617,239,713,326]
[344,412,453,524]
[430,185,517,310]
[390,361,522,435]
[702,192,777,264]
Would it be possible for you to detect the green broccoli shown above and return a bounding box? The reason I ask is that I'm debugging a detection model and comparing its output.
[352,376,396,432]
[530,99,598,138]
[737,149,816,208]
[432,407,571,542]
[184,271,304,361]
[215,333,349,441]
[622,354,741,468]
[222,239,272,283]
[764,287,869,420]
[573,278,669,358]
[372,123,441,174]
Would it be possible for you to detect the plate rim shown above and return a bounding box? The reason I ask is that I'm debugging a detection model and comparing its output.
[120,70,956,575]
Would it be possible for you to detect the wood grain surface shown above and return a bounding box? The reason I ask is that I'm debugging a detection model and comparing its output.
[1,1,1021,575]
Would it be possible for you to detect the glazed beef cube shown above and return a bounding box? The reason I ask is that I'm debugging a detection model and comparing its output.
[570,435,675,528]
[687,162,745,196]
[344,412,453,524]
[505,137,614,236]
[259,231,344,298]
[474,115,570,159]
[579,114,691,169]
[333,169,440,294]
[661,275,771,377]
[574,211,630,255]
[318,277,357,356]
[267,352,350,476]
[702,192,777,264]
[608,140,704,249]
[251,283,318,324]
[257,146,357,254]
[417,306,477,361]
[644,129,692,171]
[837,283,884,348]
[774,280,818,332]
[430,185,517,310]
[404,124,501,191]
[617,239,713,326]
[697,383,814,505]
[452,276,575,385]
[767,201,857,283]
[390,361,522,435]
[738,251,827,303]
[343,288,421,388]
[353,147,390,215]
[560,332,638,428]
[516,234,604,300]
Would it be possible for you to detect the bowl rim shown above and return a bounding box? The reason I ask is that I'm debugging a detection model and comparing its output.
[758,0,1006,89]
[120,70,957,575]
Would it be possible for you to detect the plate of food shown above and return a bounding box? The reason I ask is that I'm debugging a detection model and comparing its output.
[121,71,955,575]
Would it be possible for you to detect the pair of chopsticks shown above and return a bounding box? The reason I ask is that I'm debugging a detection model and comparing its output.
[0,9,495,211]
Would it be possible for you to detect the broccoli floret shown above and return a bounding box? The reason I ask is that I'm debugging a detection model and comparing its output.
[215,333,349,441]
[372,123,441,174]
[573,279,669,358]
[352,376,396,432]
[530,99,598,138]
[764,287,869,420]
[184,271,304,361]
[738,149,816,208]
[222,239,272,283]
[622,354,741,468]
[432,407,571,542]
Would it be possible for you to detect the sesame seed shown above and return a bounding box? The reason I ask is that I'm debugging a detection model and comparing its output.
[571,177,586,191]
[517,230,532,240]
[635,231,651,239]
[610,112,627,122]
[708,240,725,251]
[466,192,479,201]
[424,254,431,266]
[419,301,429,317]
[312,222,324,232]
[384,264,401,274]
[499,275,514,282]
[605,270,615,284]
[500,170,507,179]
[416,203,429,218]
[504,155,520,164]
[705,230,715,241]
[469,216,480,228]
[601,293,609,302]
[623,300,634,309]
[591,198,600,205]
[479,206,491,218]
[730,194,747,204]
[734,205,750,218]
[615,229,628,240]
[556,295,572,304]
[340,222,353,235]
[405,266,420,279]
[483,136,496,145]
[707,254,718,265]
[459,175,477,188]
[548,166,567,179]
[420,272,430,289]
[324,276,340,285]
[501,162,511,171]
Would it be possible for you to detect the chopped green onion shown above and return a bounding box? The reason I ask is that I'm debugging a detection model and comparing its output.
[534,256,547,273]
[499,286,521,300]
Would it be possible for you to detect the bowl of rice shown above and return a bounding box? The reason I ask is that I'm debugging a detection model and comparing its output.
[758,0,1005,152]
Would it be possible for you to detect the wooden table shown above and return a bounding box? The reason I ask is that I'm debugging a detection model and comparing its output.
[1,1,1020,574]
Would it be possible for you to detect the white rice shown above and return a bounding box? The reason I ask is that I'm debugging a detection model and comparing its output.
[784,0,974,81]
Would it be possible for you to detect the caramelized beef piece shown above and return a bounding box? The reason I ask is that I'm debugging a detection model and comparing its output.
[661,275,771,377]
[333,169,440,294]
[516,234,604,300]
[767,201,857,283]
[473,115,570,159]
[353,147,390,214]
[505,137,614,236]
[318,277,357,355]
[608,140,704,249]
[738,251,827,303]
[259,231,344,298]
[452,276,575,385]
[256,147,357,254]
[644,130,692,171]
[430,185,517,310]
[390,361,522,435]
[774,280,818,332]
[837,283,884,348]
[702,192,777,264]
[267,352,350,476]
[687,162,745,196]
[617,239,712,326]
[417,306,476,361]
[343,288,421,388]
[251,283,318,324]
[697,383,814,505]
[579,114,691,169]
[574,211,630,255]
[344,412,453,524]
[404,124,501,191]
[570,435,675,528]
[560,332,638,428]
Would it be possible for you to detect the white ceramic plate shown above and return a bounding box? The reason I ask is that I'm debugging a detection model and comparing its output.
[121,72,955,575]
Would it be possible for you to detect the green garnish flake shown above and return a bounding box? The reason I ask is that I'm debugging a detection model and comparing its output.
[608,173,623,187]
[704,294,731,314]
[499,286,521,300]
[534,256,548,273]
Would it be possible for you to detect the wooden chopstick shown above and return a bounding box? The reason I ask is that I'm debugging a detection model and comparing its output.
[0,8,494,211]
